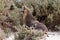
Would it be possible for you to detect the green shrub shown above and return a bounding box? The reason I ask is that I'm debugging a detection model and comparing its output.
[0,0,4,10]
[15,25,44,40]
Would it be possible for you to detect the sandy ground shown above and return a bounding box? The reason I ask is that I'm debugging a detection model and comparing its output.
[46,32,60,40]
[3,33,15,40]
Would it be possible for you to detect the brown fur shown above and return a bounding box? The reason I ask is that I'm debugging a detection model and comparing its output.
[22,5,48,33]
